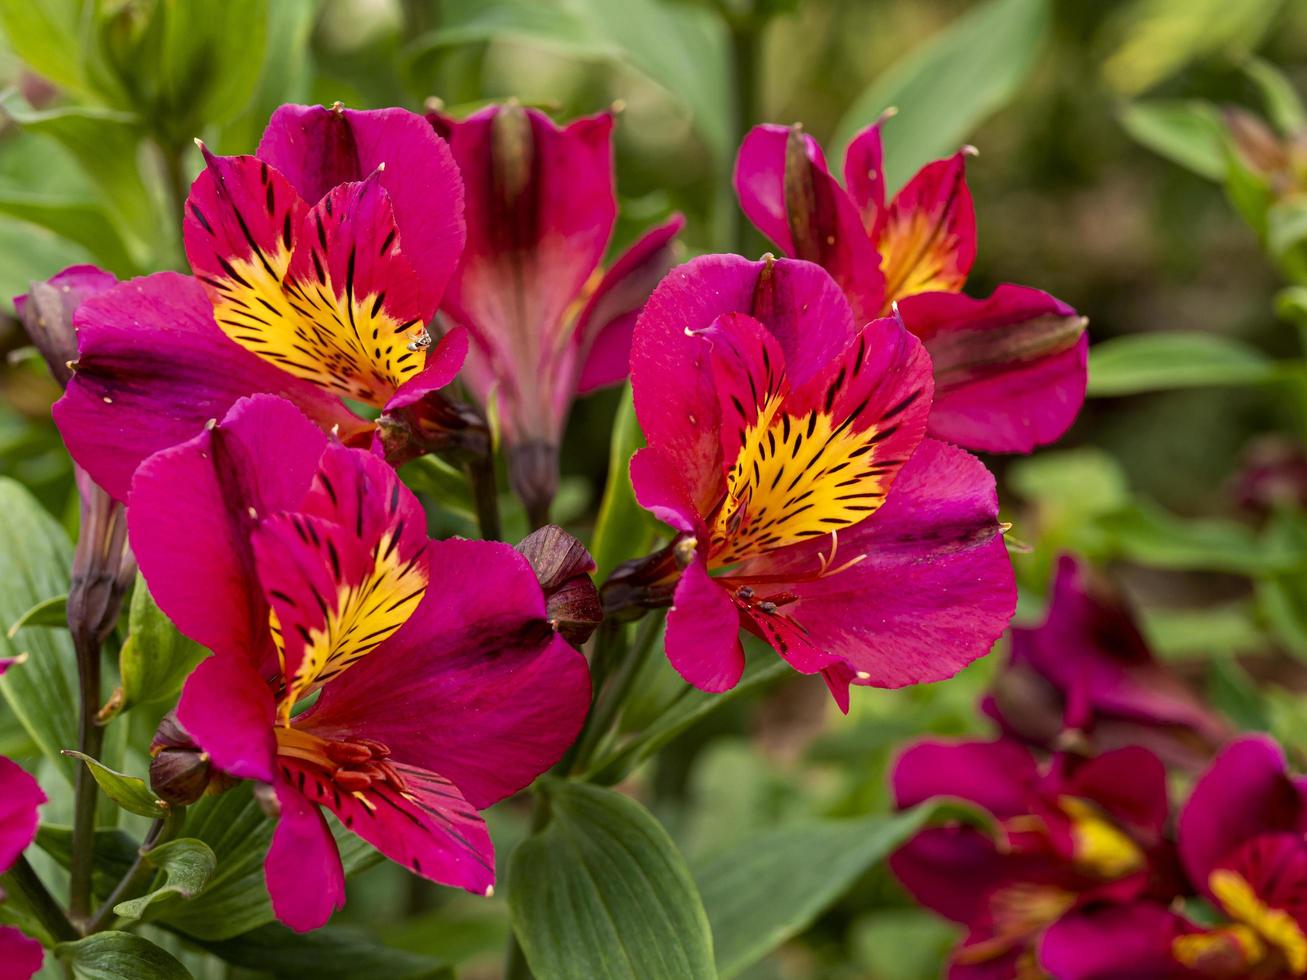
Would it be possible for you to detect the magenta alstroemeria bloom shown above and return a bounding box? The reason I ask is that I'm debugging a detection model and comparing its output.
[889,738,1178,979]
[623,254,1015,708]
[983,555,1228,771]
[128,394,590,931]
[429,104,684,521]
[734,122,1088,453]
[1168,736,1307,977]
[55,103,471,502]
[0,756,48,978]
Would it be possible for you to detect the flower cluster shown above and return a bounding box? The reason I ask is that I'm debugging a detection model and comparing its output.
[7,97,1090,951]
[888,559,1305,979]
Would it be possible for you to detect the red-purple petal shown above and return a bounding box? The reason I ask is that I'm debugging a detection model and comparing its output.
[54,273,361,501]
[733,124,885,321]
[878,152,975,304]
[128,393,327,667]
[266,782,346,932]
[0,926,44,980]
[892,738,1039,819]
[281,758,494,896]
[1037,904,1197,980]
[574,214,686,395]
[664,558,746,692]
[750,439,1013,688]
[257,105,465,302]
[842,123,886,232]
[176,655,277,783]
[296,539,590,809]
[1179,735,1307,900]
[898,285,1088,454]
[630,254,854,515]
[0,758,44,874]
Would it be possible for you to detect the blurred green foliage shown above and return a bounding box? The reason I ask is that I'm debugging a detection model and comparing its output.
[1,0,1307,977]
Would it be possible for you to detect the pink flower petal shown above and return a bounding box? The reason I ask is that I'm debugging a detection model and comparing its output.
[54,273,360,501]
[176,654,277,783]
[128,394,327,666]
[892,738,1039,819]
[258,105,465,302]
[898,285,1088,454]
[0,758,44,874]
[266,781,345,932]
[664,558,745,692]
[297,539,590,809]
[0,926,44,980]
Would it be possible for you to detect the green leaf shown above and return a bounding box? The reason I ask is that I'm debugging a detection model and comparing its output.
[160,783,377,940]
[6,594,68,636]
[56,931,193,980]
[398,455,476,520]
[832,0,1051,192]
[0,194,140,277]
[0,101,156,241]
[1007,448,1130,521]
[1245,57,1307,135]
[0,478,80,784]
[36,824,140,902]
[1208,655,1269,730]
[118,574,207,715]
[1104,498,1305,576]
[1268,199,1307,283]
[114,838,217,921]
[64,751,167,819]
[1119,100,1227,181]
[153,0,271,139]
[1087,333,1281,396]
[695,806,934,978]
[586,653,790,785]
[507,780,715,980]
[1101,0,1284,96]
[190,922,451,980]
[0,0,93,98]
[590,385,659,582]
[408,0,732,164]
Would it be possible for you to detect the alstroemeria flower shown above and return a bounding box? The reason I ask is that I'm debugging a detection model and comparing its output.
[983,555,1228,770]
[620,254,1015,708]
[128,394,590,931]
[55,103,472,502]
[1040,737,1307,979]
[1170,736,1307,978]
[889,739,1177,979]
[429,103,683,523]
[734,122,1088,453]
[0,756,48,978]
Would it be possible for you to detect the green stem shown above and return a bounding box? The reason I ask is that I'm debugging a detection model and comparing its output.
[85,808,184,935]
[728,16,761,254]
[568,613,664,776]
[464,453,502,541]
[159,141,190,268]
[68,630,104,927]
[1,856,78,944]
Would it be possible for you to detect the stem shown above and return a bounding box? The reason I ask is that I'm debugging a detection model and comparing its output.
[85,810,182,935]
[553,619,626,777]
[68,629,104,926]
[159,141,189,267]
[569,613,664,775]
[464,453,502,541]
[1,856,78,944]
[728,16,761,254]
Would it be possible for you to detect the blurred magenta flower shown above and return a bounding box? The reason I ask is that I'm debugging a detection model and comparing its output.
[620,254,1014,708]
[890,738,1178,978]
[1040,736,1307,979]
[127,394,590,931]
[1172,736,1307,977]
[734,122,1088,453]
[428,103,683,523]
[0,756,47,978]
[55,104,473,501]
[983,555,1228,770]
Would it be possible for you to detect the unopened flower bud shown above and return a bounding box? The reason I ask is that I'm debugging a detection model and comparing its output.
[517,525,602,646]
[148,711,234,806]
